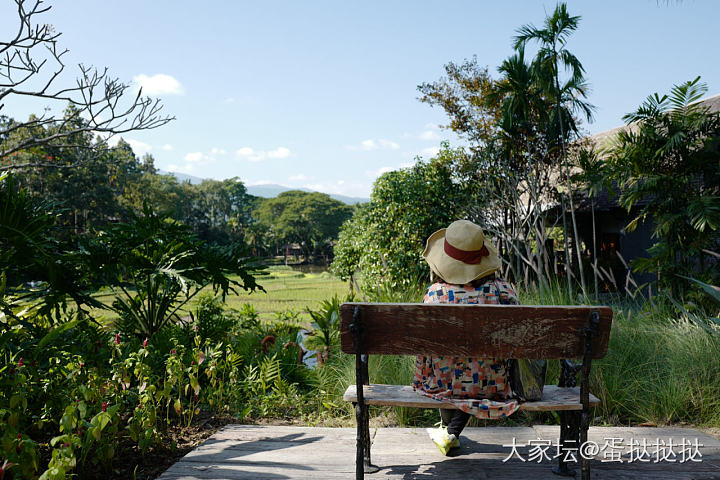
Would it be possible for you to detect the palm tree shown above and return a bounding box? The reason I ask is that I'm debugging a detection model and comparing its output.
[606,77,720,295]
[493,47,538,138]
[514,3,595,297]
[490,48,555,288]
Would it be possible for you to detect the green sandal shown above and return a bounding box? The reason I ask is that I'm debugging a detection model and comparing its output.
[426,427,460,455]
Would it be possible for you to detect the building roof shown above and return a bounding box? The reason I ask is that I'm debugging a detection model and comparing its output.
[575,94,720,214]
[587,93,720,150]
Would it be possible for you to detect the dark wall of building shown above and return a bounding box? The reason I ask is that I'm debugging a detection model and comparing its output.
[574,207,656,292]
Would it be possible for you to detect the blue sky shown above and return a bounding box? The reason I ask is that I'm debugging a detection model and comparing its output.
[5,1,719,197]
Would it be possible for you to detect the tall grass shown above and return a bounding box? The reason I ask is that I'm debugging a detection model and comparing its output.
[594,309,720,426]
[321,278,720,428]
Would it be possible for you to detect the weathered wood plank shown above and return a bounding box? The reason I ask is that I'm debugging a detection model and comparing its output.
[340,303,613,358]
[343,384,600,411]
[158,426,720,480]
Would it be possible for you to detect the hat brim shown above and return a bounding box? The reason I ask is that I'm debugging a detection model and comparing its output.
[422,228,501,285]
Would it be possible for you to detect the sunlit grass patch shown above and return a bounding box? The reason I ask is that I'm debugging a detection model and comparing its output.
[83,268,349,325]
[221,273,349,323]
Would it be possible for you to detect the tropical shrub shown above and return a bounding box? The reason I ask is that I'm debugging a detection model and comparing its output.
[331,148,473,291]
[193,293,239,343]
[605,77,720,295]
[82,205,264,337]
[304,296,341,366]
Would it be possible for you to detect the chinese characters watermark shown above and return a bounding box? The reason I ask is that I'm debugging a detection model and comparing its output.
[502,437,704,463]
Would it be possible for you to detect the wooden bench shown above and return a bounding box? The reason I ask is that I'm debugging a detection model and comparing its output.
[340,302,613,480]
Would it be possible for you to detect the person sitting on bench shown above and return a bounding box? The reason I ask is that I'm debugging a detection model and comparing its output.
[413,219,521,455]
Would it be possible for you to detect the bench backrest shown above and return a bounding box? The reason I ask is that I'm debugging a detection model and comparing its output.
[340,303,612,359]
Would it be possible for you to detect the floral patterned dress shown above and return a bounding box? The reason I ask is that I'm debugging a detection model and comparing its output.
[411,279,521,420]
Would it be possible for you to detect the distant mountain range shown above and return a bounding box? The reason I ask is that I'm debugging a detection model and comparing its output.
[160,171,368,205]
[162,170,204,185]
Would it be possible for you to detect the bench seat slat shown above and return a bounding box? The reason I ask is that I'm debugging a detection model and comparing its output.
[343,384,599,412]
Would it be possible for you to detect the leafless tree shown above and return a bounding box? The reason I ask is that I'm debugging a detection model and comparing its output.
[0,0,173,172]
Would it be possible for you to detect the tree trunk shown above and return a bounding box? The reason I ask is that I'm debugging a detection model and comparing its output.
[554,65,587,299]
[591,200,598,300]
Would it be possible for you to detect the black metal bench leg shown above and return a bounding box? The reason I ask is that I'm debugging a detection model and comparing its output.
[361,402,379,473]
[579,410,590,480]
[354,401,364,479]
[359,354,379,474]
[553,410,580,477]
[353,404,379,475]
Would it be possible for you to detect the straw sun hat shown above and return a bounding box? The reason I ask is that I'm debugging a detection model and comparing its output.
[422,220,501,285]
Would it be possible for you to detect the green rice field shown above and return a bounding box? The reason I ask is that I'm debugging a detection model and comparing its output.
[88,265,349,324]
[224,266,349,322]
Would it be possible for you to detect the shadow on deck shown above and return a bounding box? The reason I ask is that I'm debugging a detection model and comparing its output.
[157,425,720,479]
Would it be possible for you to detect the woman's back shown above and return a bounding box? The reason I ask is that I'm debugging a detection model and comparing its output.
[415,219,519,453]
[412,277,520,419]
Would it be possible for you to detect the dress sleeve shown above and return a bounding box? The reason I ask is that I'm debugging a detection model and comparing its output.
[423,283,443,304]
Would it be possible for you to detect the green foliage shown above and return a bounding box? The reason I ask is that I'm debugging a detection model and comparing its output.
[0,174,99,317]
[3,116,256,247]
[605,77,720,293]
[513,3,594,141]
[253,190,353,258]
[331,148,473,291]
[0,291,322,479]
[592,304,720,426]
[304,296,341,366]
[329,204,369,282]
[83,205,264,337]
[193,293,238,343]
[417,58,501,146]
[682,277,720,307]
[237,303,261,330]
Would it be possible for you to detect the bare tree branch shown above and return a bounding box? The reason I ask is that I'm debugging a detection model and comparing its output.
[0,0,174,169]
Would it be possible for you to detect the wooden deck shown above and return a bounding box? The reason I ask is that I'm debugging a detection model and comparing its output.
[158,425,720,479]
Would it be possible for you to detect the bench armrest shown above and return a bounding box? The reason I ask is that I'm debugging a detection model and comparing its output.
[558,359,582,388]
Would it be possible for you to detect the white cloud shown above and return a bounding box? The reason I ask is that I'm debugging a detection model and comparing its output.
[236,146,292,162]
[361,139,377,150]
[365,166,395,177]
[346,138,400,151]
[364,161,417,179]
[301,180,371,198]
[418,130,440,141]
[184,152,204,163]
[289,173,308,181]
[267,147,291,159]
[236,147,255,157]
[210,147,227,155]
[126,139,152,156]
[185,151,216,164]
[169,150,216,174]
[224,97,236,104]
[420,146,440,157]
[133,74,185,95]
[162,144,173,151]
[167,162,196,174]
[106,135,121,148]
